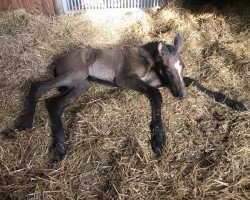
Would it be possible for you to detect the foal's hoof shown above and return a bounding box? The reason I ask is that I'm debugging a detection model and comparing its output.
[228,100,247,111]
[151,134,166,157]
[15,123,33,131]
[150,120,166,156]
[53,145,66,162]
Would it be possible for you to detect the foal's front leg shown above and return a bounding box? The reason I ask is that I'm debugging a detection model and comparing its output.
[116,74,166,156]
[183,77,247,111]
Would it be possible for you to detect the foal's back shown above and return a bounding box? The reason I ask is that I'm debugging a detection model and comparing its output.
[54,46,154,84]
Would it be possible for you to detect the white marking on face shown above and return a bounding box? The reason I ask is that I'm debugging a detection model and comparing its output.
[174,60,184,84]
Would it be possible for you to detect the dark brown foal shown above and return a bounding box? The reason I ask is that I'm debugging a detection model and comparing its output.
[15,34,246,161]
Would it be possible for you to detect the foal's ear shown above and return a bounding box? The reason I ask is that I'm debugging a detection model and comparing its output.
[158,41,169,58]
[174,33,182,52]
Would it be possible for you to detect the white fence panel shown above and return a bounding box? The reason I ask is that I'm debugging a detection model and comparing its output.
[61,0,168,13]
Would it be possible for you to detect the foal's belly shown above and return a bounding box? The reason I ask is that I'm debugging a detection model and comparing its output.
[89,61,116,83]
[88,50,125,83]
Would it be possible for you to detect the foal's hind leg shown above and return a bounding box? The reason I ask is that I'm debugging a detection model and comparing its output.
[116,74,165,156]
[45,79,91,161]
[17,72,85,131]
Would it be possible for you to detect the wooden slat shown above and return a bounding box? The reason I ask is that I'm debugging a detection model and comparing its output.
[32,0,43,13]
[0,0,10,11]
[12,0,23,10]
[9,0,21,9]
[41,0,54,14]
[22,0,33,10]
[10,0,31,10]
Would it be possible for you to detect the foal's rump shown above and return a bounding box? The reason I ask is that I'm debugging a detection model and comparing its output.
[53,49,89,77]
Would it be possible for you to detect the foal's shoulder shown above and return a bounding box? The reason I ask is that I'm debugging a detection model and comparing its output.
[121,45,154,68]
[122,45,151,57]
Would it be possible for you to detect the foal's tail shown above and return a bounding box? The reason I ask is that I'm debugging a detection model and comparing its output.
[184,77,247,111]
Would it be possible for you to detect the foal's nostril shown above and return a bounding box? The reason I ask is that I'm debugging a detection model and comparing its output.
[177,94,183,99]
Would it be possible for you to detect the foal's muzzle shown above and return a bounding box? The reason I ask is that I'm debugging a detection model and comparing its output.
[171,88,188,99]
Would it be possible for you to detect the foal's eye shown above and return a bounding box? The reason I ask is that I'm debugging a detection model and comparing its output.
[166,69,171,75]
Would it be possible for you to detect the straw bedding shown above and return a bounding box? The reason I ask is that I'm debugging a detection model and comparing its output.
[0,1,249,199]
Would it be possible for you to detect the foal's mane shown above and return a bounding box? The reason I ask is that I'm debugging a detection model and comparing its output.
[141,41,160,58]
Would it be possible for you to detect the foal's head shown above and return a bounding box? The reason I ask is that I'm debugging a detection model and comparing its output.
[157,34,187,99]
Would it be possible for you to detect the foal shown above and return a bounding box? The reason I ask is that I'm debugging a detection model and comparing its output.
[15,34,246,161]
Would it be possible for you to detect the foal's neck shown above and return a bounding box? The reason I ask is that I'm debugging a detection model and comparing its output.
[141,41,160,59]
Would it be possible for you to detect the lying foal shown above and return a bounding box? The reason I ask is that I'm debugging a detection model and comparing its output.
[15,34,247,161]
